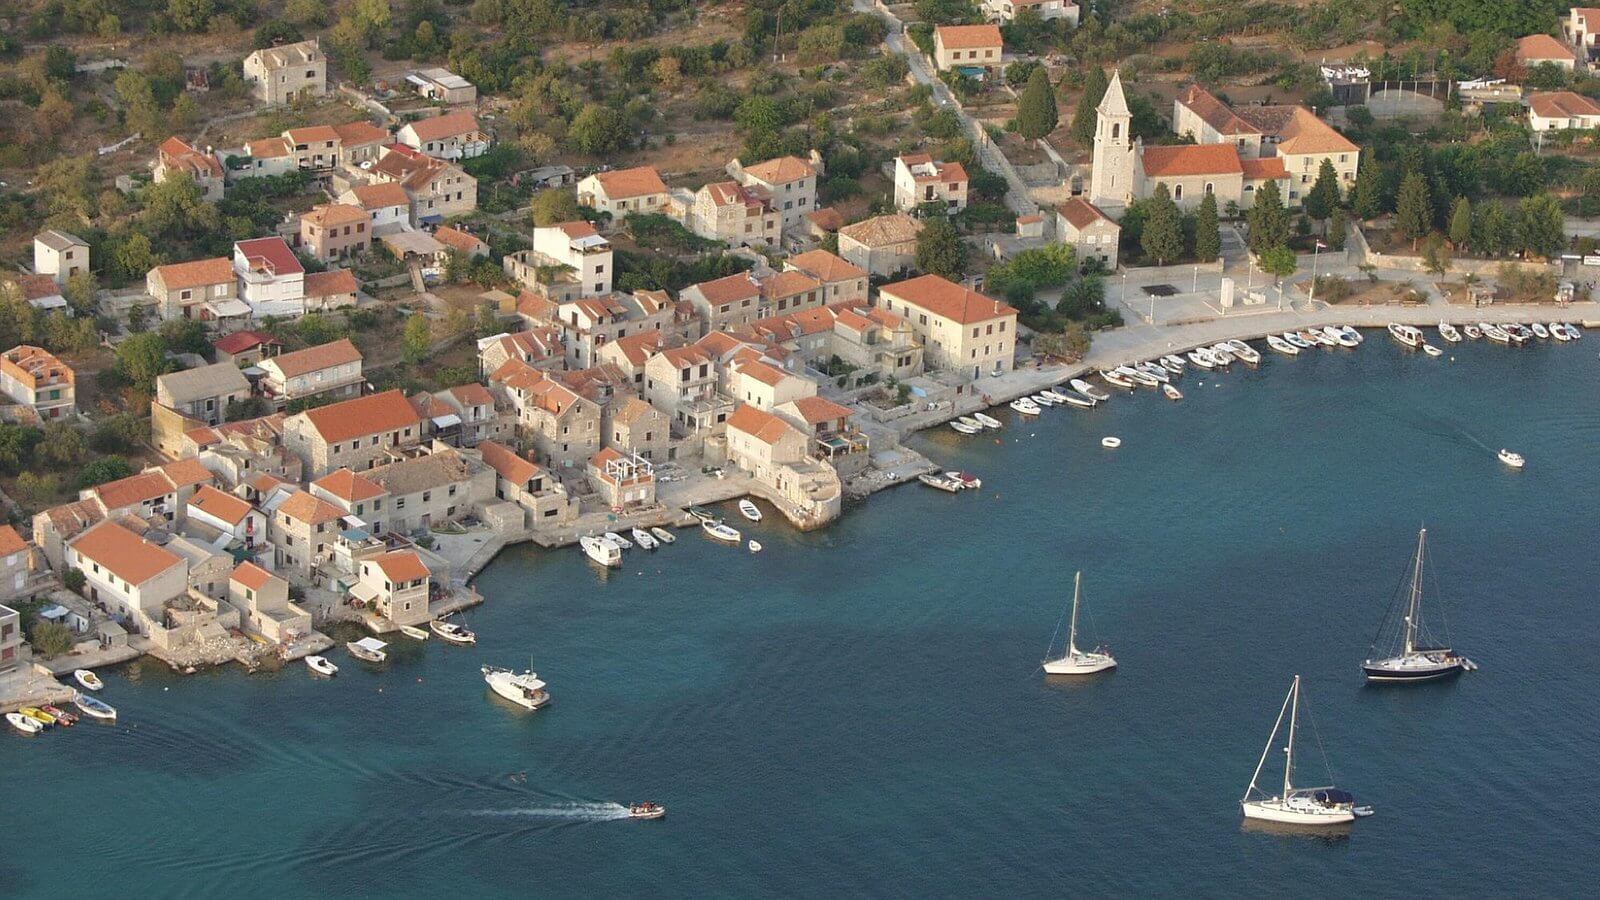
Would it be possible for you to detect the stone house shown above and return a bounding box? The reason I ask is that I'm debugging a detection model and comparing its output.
[154,363,252,427]
[282,389,424,477]
[476,439,578,526]
[588,446,656,509]
[396,112,491,161]
[1055,197,1121,270]
[258,338,364,407]
[33,230,89,284]
[65,520,189,634]
[299,203,371,261]
[353,550,431,627]
[489,362,601,470]
[368,144,477,226]
[606,397,672,460]
[364,446,490,536]
[727,155,819,232]
[933,24,1003,71]
[878,274,1018,379]
[837,214,922,278]
[243,39,326,105]
[227,562,311,644]
[577,166,670,218]
[155,136,225,201]
[784,250,869,306]
[266,490,346,578]
[0,345,75,420]
[893,154,969,213]
[147,257,239,322]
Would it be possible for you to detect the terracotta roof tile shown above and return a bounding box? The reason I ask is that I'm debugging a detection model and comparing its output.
[264,338,362,379]
[786,249,866,284]
[369,549,429,582]
[727,403,798,446]
[591,165,668,199]
[304,269,359,297]
[312,468,386,502]
[1058,197,1114,229]
[0,524,28,557]
[935,24,1003,50]
[1139,144,1243,177]
[296,389,419,444]
[478,440,542,484]
[93,471,177,510]
[188,484,253,525]
[276,490,347,525]
[231,560,277,592]
[838,213,922,247]
[880,274,1018,325]
[70,520,183,586]
[404,111,481,143]
[784,395,853,425]
[739,156,815,184]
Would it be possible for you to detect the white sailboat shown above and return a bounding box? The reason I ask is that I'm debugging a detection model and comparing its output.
[1042,571,1117,675]
[1241,676,1370,826]
[1362,528,1474,682]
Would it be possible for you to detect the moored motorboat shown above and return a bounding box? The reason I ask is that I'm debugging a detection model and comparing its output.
[702,519,742,542]
[945,471,982,490]
[1282,331,1310,349]
[347,637,388,663]
[1099,368,1135,388]
[1158,358,1183,375]
[1119,365,1159,386]
[1266,334,1299,355]
[738,499,762,522]
[20,707,56,728]
[1297,329,1327,347]
[1040,389,1070,403]
[430,618,477,645]
[686,506,717,524]
[972,412,1002,429]
[629,801,666,820]
[632,527,658,550]
[604,531,632,550]
[1503,324,1530,344]
[956,415,983,430]
[7,711,42,735]
[399,624,430,641]
[74,669,103,692]
[1329,328,1359,348]
[1549,322,1571,341]
[1340,325,1364,344]
[1163,354,1187,371]
[1531,322,1550,339]
[1136,362,1169,383]
[1481,323,1509,343]
[1241,676,1362,826]
[581,534,622,568]
[1227,339,1262,364]
[1387,323,1422,347]
[1162,383,1182,401]
[41,705,76,726]
[1498,448,1525,468]
[1208,343,1237,363]
[1030,392,1056,407]
[950,420,980,435]
[483,665,550,711]
[918,472,964,493]
[1438,322,1462,343]
[1101,436,1122,448]
[1564,322,1582,338]
[1057,391,1096,408]
[73,692,116,721]
[1070,379,1110,402]
[1010,398,1041,415]
[1462,323,1482,340]
[306,655,339,677]
[1186,349,1216,369]
[650,526,676,544]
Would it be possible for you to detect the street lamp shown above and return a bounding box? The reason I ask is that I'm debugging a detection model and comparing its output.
[1193,264,1200,294]
[1307,240,1326,308]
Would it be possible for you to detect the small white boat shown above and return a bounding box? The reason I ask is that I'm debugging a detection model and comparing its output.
[1099,369,1135,389]
[430,619,477,645]
[1266,334,1299,355]
[1157,358,1183,376]
[1340,325,1364,344]
[581,534,622,568]
[748,540,763,553]
[7,711,43,735]
[1071,379,1110,402]
[1498,449,1525,468]
[1101,436,1122,448]
[74,669,103,692]
[306,655,339,677]
[632,527,658,550]
[738,499,762,522]
[1040,389,1070,403]
[650,526,676,544]
[483,665,550,711]
[1563,322,1582,338]
[1227,340,1262,364]
[1387,323,1422,347]
[972,412,1002,429]
[1207,343,1237,363]
[956,415,983,430]
[1282,331,1310,349]
[1162,383,1182,401]
[1462,324,1483,340]
[1421,343,1442,357]
[702,519,742,542]
[1550,323,1572,341]
[1504,324,1530,345]
[1057,391,1096,408]
[1438,322,1462,343]
[1010,398,1041,415]
[1531,322,1550,339]
[1186,349,1216,369]
[399,624,429,641]
[347,637,388,663]
[1042,572,1117,675]
[1481,323,1509,344]
[1030,392,1056,407]
[1329,328,1359,349]
[1298,328,1328,347]
[1163,354,1187,371]
[604,531,632,550]
[918,473,964,493]
[950,420,980,435]
[1136,362,1169,383]
[1119,365,1159,386]
[73,692,116,721]
[629,802,667,820]
[945,471,982,490]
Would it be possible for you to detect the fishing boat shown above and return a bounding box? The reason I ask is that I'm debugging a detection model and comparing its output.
[604,531,632,550]
[738,499,762,522]
[1503,324,1530,345]
[1136,362,1170,383]
[1329,328,1360,349]
[41,705,76,726]
[306,655,339,677]
[1119,365,1159,386]
[629,801,667,820]
[632,527,658,550]
[6,711,42,735]
[1387,323,1422,347]
[1340,325,1364,344]
[949,420,980,435]
[1297,329,1327,347]
[73,693,116,721]
[399,624,429,641]
[1531,322,1550,339]
[1363,528,1474,682]
[945,471,982,490]
[1057,391,1096,408]
[20,707,55,728]
[347,637,388,663]
[748,540,763,553]
[1071,379,1110,402]
[1163,354,1187,371]
[1030,392,1056,407]
[1282,331,1310,350]
[1550,322,1572,341]
[918,472,964,493]
[1241,676,1368,826]
[1010,398,1041,415]
[1462,324,1482,340]
[1266,334,1299,355]
[482,665,550,711]
[956,415,983,430]
[1162,383,1182,401]
[1040,389,1071,403]
[1099,368,1135,389]
[1186,349,1216,369]
[1421,343,1442,357]
[972,412,1003,429]
[581,534,622,568]
[702,519,742,542]
[650,526,676,545]
[430,618,477,645]
[1227,340,1263,364]
[1042,572,1117,675]
[1497,448,1525,468]
[1438,322,1462,343]
[686,506,718,524]
[74,669,103,692]
[1207,343,1237,363]
[1481,323,1509,343]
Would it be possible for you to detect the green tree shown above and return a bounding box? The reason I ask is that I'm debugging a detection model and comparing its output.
[1258,245,1298,281]
[530,189,581,225]
[35,422,86,469]
[1473,202,1514,258]
[1305,159,1341,226]
[403,311,431,364]
[29,619,73,657]
[1352,159,1383,220]
[1422,234,1452,276]
[114,332,171,392]
[167,0,216,31]
[64,568,86,593]
[114,70,163,137]
[1141,184,1183,266]
[1071,67,1109,147]
[1395,171,1433,249]
[76,456,134,490]
[1448,197,1473,251]
[1246,180,1290,253]
[1015,67,1058,142]
[1516,194,1566,259]
[64,271,98,316]
[475,302,500,337]
[0,425,42,475]
[1329,207,1349,252]
[1193,193,1221,261]
[914,216,967,280]
[568,103,628,155]
[15,471,60,506]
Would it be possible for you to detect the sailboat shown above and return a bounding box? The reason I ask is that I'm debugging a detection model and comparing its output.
[1362,528,1474,682]
[1042,571,1116,675]
[1241,676,1371,826]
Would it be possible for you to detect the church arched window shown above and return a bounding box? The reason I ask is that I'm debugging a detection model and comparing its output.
[1111,123,1120,140]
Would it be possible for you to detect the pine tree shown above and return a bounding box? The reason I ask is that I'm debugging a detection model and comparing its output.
[1473,202,1512,258]
[1246,180,1289,253]
[1142,184,1184,266]
[1448,197,1473,251]
[1193,192,1221,261]
[1071,67,1110,147]
[1395,171,1433,249]
[1015,67,1059,142]
[1304,159,1341,225]
[1516,194,1566,259]
[1352,160,1382,220]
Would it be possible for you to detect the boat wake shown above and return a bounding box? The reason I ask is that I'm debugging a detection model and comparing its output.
[467,801,632,822]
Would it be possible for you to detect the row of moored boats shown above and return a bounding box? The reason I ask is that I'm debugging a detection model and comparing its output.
[1390,319,1583,351]
[8,669,118,736]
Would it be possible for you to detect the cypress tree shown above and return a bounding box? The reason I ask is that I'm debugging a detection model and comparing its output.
[1194,192,1221,261]
[1352,160,1382,220]
[1448,197,1473,251]
[1071,67,1110,147]
[1395,171,1433,249]
[1016,67,1059,141]
[1246,180,1289,253]
[1304,159,1341,225]
[1142,184,1184,266]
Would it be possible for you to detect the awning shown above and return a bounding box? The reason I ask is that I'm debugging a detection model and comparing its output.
[430,413,462,429]
[419,214,444,225]
[351,636,387,652]
[205,298,252,318]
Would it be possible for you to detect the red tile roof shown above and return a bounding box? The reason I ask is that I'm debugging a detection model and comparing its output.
[70,520,183,586]
[935,23,1003,50]
[213,329,282,355]
[591,165,668,199]
[188,484,254,525]
[235,237,304,277]
[231,561,277,592]
[727,403,797,446]
[880,274,1017,325]
[369,549,429,582]
[1139,144,1244,177]
[296,389,421,444]
[313,468,386,502]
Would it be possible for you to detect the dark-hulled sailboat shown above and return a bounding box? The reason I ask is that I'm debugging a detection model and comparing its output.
[1363,528,1477,683]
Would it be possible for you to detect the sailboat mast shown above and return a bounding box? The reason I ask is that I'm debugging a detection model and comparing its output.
[1067,571,1081,655]
[1244,679,1295,803]
[1405,529,1426,655]
[1283,676,1300,798]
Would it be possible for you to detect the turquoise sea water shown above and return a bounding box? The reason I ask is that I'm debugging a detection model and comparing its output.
[4,335,1599,898]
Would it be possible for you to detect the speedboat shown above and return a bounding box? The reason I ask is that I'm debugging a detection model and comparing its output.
[1010,398,1041,415]
[1498,449,1525,468]
[1099,369,1135,389]
[430,618,477,645]
[972,412,1002,429]
[1481,323,1509,343]
[632,527,658,550]
[1421,343,1442,357]
[306,655,339,677]
[1329,328,1359,348]
[1070,379,1110,402]
[1462,323,1482,340]
[1340,325,1364,344]
[347,637,388,663]
[1241,676,1363,826]
[650,527,676,545]
[581,534,622,568]
[20,707,55,728]
[1119,365,1159,386]
[1438,322,1462,343]
[738,499,762,522]
[918,472,964,493]
[1162,383,1182,401]
[1550,322,1572,341]
[74,669,103,692]
[1387,323,1422,347]
[1531,322,1550,339]
[629,802,666,820]
[950,420,980,435]
[1266,334,1299,355]
[1282,331,1310,350]
[6,711,42,735]
[1227,339,1262,364]
[399,624,430,641]
[945,471,982,490]
[1186,349,1216,369]
[483,665,550,711]
[702,519,742,542]
[73,692,116,721]
[604,531,632,550]
[1057,391,1096,408]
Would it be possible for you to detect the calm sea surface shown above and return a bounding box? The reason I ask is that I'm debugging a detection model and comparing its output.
[5,335,1599,898]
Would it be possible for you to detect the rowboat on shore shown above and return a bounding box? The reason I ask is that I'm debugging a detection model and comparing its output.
[955,415,983,430]
[1565,322,1583,338]
[1297,329,1328,347]
[738,499,762,522]
[604,531,632,550]
[1266,334,1299,355]
[1208,343,1238,363]
[1438,322,1462,343]
[973,413,1002,429]
[632,527,658,550]
[1030,392,1056,407]
[1070,379,1111,401]
[1099,369,1135,388]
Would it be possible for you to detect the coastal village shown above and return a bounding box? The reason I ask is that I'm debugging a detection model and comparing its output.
[5,0,1600,718]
